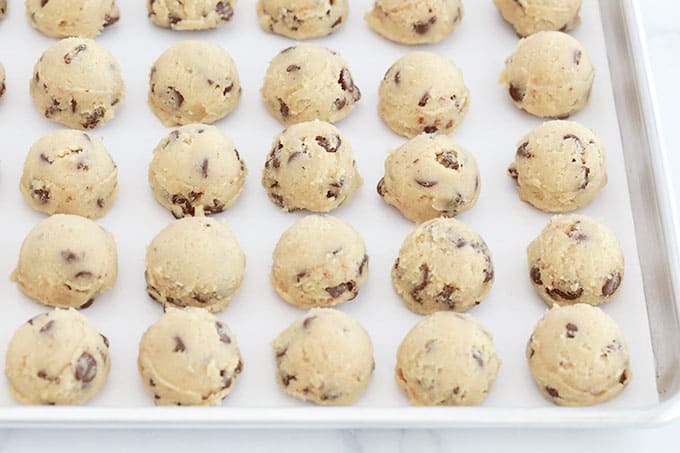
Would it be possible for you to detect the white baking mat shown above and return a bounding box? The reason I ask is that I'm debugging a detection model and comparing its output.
[0,0,658,413]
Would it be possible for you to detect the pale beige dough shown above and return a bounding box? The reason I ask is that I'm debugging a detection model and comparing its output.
[5,309,111,405]
[149,40,241,127]
[527,303,631,406]
[145,216,246,313]
[261,44,361,126]
[257,0,348,39]
[271,308,374,405]
[20,129,118,219]
[379,52,469,138]
[507,120,606,212]
[262,120,362,212]
[493,0,581,37]
[271,215,368,309]
[30,38,125,129]
[138,307,243,406]
[527,215,624,307]
[149,124,247,218]
[26,0,120,38]
[378,134,480,223]
[396,312,500,406]
[365,0,463,45]
[392,217,494,315]
[500,31,594,118]
[11,214,118,309]
[148,0,236,30]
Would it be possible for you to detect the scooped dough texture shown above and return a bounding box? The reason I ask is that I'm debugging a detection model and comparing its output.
[262,120,362,212]
[379,52,470,138]
[365,0,463,45]
[257,0,348,39]
[5,309,111,405]
[20,129,118,219]
[527,304,631,406]
[500,31,594,118]
[148,0,237,30]
[378,134,480,223]
[30,38,125,129]
[507,120,606,212]
[493,0,582,37]
[271,308,374,405]
[145,216,246,313]
[261,44,361,126]
[271,215,369,308]
[26,0,120,38]
[138,307,243,406]
[149,124,247,218]
[396,312,500,406]
[392,218,494,315]
[149,40,241,126]
[11,214,118,309]
[527,215,624,307]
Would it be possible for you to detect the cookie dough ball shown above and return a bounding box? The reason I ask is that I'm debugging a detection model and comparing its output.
[257,0,348,39]
[392,218,494,315]
[138,307,243,406]
[262,120,362,212]
[527,304,631,406]
[149,124,247,218]
[396,312,500,406]
[30,38,125,129]
[20,130,118,219]
[145,216,245,313]
[365,0,463,45]
[527,215,624,307]
[507,120,606,212]
[149,40,241,127]
[148,0,236,30]
[272,215,368,308]
[11,214,118,309]
[493,0,581,37]
[379,52,470,138]
[5,309,111,405]
[26,0,120,38]
[272,308,374,405]
[0,62,5,98]
[261,44,361,126]
[378,134,480,223]
[500,31,594,118]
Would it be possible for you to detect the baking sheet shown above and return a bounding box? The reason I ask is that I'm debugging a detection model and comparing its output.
[0,0,659,414]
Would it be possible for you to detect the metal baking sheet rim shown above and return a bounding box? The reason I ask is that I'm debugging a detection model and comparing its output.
[1,0,679,429]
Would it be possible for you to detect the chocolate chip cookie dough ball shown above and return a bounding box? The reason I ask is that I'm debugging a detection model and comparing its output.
[30,38,125,129]
[378,134,480,223]
[272,308,374,405]
[500,31,594,118]
[396,312,500,406]
[138,307,243,406]
[149,40,241,127]
[5,309,111,405]
[257,0,348,39]
[493,0,582,37]
[149,124,246,218]
[11,214,118,309]
[148,0,236,30]
[262,120,362,212]
[145,216,246,313]
[507,120,606,212]
[261,44,361,126]
[26,0,120,38]
[392,218,494,315]
[527,215,624,307]
[365,0,463,45]
[20,130,118,219]
[527,304,631,406]
[379,52,470,138]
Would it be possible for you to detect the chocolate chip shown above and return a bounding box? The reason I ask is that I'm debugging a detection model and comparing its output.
[331,16,342,27]
[235,360,243,374]
[602,272,622,297]
[61,250,78,263]
[171,191,202,217]
[79,298,95,309]
[173,336,186,352]
[167,87,184,108]
[472,351,484,367]
[97,198,105,208]
[71,99,77,113]
[415,179,437,188]
[64,44,87,64]
[286,64,300,72]
[220,370,232,390]
[411,263,430,304]
[278,98,290,117]
[455,238,467,248]
[223,83,233,96]
[76,161,89,171]
[325,281,356,298]
[303,316,316,329]
[104,13,119,27]
[418,92,430,107]
[377,178,386,197]
[40,320,55,333]
[546,286,584,301]
[270,192,285,208]
[545,386,560,398]
[276,348,287,359]
[100,334,109,348]
[32,187,50,204]
[74,271,93,278]
[316,135,341,153]
[394,71,401,84]
[41,0,49,6]
[295,271,307,283]
[338,68,355,92]
[574,50,582,65]
[82,107,105,129]
[74,352,97,383]
[423,125,438,134]
[358,254,369,275]
[436,151,459,170]
[580,166,591,190]
[334,97,347,110]
[453,386,460,395]
[281,374,296,386]
[483,263,494,283]
[435,285,456,309]
[508,166,519,180]
[530,266,543,285]
[287,151,301,164]
[516,142,532,158]
[413,16,437,34]
[40,153,53,164]
[566,323,578,338]
[215,1,234,21]
[321,392,342,401]
[201,158,209,178]
[619,371,628,384]
[215,321,231,344]
[509,83,525,102]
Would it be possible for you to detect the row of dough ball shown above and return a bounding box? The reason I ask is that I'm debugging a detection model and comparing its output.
[3,301,630,407]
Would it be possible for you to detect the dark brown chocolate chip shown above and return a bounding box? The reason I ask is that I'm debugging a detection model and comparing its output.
[358,254,369,275]
[79,298,95,309]
[270,192,285,208]
[173,336,186,353]
[82,107,106,129]
[70,99,77,113]
[215,321,231,344]
[529,348,535,358]
[516,142,532,158]
[281,374,296,386]
[530,266,543,285]
[602,272,622,297]
[235,360,243,375]
[338,68,355,92]
[377,178,386,197]
[100,334,109,348]
[97,198,105,209]
[415,179,437,188]
[545,386,560,398]
[167,87,184,108]
[74,271,93,278]
[453,386,460,395]
[508,166,519,180]
[76,161,89,171]
[295,271,307,283]
[423,125,438,134]
[435,285,456,309]
[334,97,347,110]
[411,263,430,304]
[579,166,591,190]
[286,64,301,72]
[436,151,460,170]
[331,16,342,27]
[302,316,317,329]
[74,352,97,383]
[41,0,49,6]
[276,348,287,360]
[215,1,234,21]
[394,71,401,84]
[573,49,582,65]
[316,135,341,153]
[619,371,628,385]
[278,98,290,117]
[455,238,467,248]
[509,83,525,102]
[168,14,181,25]
[220,369,232,390]
[418,92,430,107]
[223,83,234,96]
[171,191,202,217]
[325,281,356,298]
[40,320,55,334]
[563,134,584,150]
[472,351,484,367]
[287,151,301,164]
[32,187,50,204]
[61,250,78,263]
[201,158,209,178]
[64,44,87,64]
[413,16,437,34]
[546,286,584,301]
[40,153,53,164]
[566,323,578,338]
